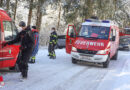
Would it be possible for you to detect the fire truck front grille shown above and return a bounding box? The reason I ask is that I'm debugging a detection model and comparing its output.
[77,49,97,54]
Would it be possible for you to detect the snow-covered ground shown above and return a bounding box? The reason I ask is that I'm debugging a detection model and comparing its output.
[1,48,130,90]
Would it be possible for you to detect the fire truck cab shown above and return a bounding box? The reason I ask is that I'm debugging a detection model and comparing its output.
[66,19,119,68]
[0,8,20,70]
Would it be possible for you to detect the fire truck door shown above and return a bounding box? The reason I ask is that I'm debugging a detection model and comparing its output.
[2,21,19,68]
[66,25,77,54]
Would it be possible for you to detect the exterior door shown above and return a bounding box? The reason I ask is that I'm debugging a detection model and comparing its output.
[1,21,19,68]
[0,21,3,67]
[66,25,77,54]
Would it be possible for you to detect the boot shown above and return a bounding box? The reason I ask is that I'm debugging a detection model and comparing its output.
[52,56,56,59]
[20,77,27,82]
[49,56,53,59]
[32,59,35,63]
[50,56,56,59]
[22,70,28,79]
[28,58,33,63]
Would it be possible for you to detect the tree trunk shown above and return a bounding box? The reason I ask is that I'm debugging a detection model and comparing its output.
[36,0,43,30]
[27,0,33,26]
[86,0,93,19]
[0,0,3,7]
[36,1,41,30]
[6,0,10,12]
[38,12,43,30]
[14,0,18,21]
[57,0,61,31]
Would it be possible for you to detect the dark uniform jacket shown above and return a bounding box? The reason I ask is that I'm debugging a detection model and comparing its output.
[7,26,34,50]
[49,31,58,45]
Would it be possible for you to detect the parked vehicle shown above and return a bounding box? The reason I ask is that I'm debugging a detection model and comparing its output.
[119,28,130,36]
[0,8,20,71]
[56,35,66,49]
[66,19,119,68]
[119,36,130,51]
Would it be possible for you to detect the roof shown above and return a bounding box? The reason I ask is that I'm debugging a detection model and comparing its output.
[0,8,11,21]
[82,19,119,27]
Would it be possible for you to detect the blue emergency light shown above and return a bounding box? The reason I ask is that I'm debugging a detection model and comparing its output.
[85,19,110,23]
[85,19,92,22]
[102,20,110,23]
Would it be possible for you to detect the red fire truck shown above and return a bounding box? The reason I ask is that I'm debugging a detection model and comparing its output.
[119,28,130,36]
[66,19,119,68]
[0,8,20,71]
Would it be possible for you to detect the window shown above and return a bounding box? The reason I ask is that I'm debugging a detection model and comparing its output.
[113,29,116,36]
[110,28,116,41]
[68,26,76,37]
[110,29,113,39]
[79,25,110,40]
[125,29,130,34]
[12,22,18,39]
[3,21,18,41]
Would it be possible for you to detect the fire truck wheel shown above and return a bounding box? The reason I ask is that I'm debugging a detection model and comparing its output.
[9,63,20,72]
[111,50,118,60]
[72,58,77,64]
[103,56,110,68]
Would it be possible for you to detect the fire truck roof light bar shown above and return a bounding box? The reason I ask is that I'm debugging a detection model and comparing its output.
[86,19,110,23]
[102,20,110,23]
[85,19,92,22]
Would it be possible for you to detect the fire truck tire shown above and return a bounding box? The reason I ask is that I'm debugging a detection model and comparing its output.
[103,56,110,68]
[72,58,77,64]
[9,63,20,72]
[111,50,118,60]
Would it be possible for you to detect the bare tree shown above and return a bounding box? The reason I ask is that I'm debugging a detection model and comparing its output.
[57,0,62,31]
[0,0,3,7]
[27,0,33,26]
[36,0,44,30]
[14,0,18,21]
[6,0,10,12]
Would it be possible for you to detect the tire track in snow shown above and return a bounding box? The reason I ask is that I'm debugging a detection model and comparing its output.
[52,66,91,90]
[6,64,89,90]
[26,66,91,90]
[51,51,129,90]
[96,51,130,90]
[3,63,76,89]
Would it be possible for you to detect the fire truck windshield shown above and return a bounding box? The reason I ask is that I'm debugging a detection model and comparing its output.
[78,25,110,40]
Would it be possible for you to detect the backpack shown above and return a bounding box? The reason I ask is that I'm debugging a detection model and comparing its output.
[32,29,39,46]
[27,29,35,49]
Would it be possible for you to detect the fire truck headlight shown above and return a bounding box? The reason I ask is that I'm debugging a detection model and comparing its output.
[97,50,106,54]
[72,47,77,52]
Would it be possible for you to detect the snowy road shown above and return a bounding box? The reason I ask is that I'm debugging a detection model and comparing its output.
[1,48,130,90]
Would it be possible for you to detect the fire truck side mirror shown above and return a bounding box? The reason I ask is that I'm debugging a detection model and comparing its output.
[111,36,115,41]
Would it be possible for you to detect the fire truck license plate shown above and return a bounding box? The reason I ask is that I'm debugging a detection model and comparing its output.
[81,56,91,60]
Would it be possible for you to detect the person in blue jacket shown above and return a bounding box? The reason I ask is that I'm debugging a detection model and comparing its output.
[29,26,39,63]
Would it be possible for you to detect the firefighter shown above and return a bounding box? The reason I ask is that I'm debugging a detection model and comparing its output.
[48,27,58,59]
[3,21,34,80]
[29,26,39,63]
